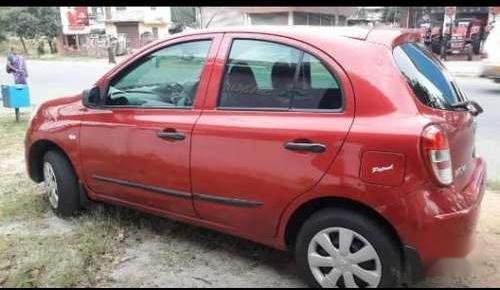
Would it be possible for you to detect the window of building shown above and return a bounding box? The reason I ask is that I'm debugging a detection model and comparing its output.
[116,7,126,11]
[308,13,321,26]
[152,27,159,39]
[249,12,289,25]
[293,12,337,26]
[338,15,347,25]
[320,14,334,26]
[293,12,308,25]
[151,7,156,10]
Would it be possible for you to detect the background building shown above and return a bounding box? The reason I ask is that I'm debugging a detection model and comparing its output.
[104,6,172,49]
[195,7,356,28]
[56,6,499,57]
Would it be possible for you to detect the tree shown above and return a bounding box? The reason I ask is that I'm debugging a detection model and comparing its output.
[0,8,8,42]
[196,7,223,29]
[170,7,222,30]
[170,7,197,29]
[2,7,38,54]
[29,7,61,53]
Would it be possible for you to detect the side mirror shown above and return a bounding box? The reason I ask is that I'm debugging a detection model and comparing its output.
[467,100,484,116]
[82,86,101,107]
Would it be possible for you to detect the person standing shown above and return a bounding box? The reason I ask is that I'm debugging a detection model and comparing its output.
[6,47,28,84]
[5,47,29,121]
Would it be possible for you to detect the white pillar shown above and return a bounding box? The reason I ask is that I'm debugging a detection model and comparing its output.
[288,11,293,25]
[244,13,250,26]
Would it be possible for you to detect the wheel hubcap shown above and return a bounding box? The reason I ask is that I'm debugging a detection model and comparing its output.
[43,162,59,209]
[307,227,382,288]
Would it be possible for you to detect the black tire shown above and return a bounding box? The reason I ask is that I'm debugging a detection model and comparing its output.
[295,207,403,288]
[42,150,82,216]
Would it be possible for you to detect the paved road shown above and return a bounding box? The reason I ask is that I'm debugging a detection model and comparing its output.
[1,59,499,178]
[0,59,114,104]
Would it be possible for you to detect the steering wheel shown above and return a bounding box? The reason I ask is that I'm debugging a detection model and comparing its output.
[169,82,184,93]
[110,96,129,106]
[159,82,185,104]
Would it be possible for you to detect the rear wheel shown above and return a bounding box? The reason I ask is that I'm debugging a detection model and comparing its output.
[42,150,82,216]
[295,208,402,288]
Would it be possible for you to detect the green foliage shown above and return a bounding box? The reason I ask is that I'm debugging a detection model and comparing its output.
[0,7,61,54]
[171,7,197,28]
[3,7,38,39]
[28,7,61,39]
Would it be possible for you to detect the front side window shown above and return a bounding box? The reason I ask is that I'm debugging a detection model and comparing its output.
[106,40,211,108]
[394,43,463,110]
[219,39,343,111]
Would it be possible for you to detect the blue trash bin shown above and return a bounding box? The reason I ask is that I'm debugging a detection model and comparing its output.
[1,84,31,121]
[1,84,30,108]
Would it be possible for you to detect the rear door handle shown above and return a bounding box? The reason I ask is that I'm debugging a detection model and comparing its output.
[157,130,185,141]
[284,141,326,153]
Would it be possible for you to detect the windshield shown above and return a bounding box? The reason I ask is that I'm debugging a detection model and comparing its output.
[393,43,464,110]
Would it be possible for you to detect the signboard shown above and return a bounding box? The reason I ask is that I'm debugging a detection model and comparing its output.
[60,7,90,34]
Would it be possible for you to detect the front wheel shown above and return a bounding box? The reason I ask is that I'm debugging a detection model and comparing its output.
[295,208,403,288]
[42,150,82,216]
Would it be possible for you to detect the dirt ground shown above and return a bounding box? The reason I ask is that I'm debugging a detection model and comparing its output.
[0,108,499,287]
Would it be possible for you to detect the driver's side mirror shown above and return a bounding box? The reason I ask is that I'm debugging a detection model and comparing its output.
[82,86,101,107]
[467,100,484,116]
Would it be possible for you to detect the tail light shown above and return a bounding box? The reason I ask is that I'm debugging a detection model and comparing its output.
[421,125,453,186]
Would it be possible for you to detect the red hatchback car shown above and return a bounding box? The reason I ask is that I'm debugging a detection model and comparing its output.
[25,26,486,288]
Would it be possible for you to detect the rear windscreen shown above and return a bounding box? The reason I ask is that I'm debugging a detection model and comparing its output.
[393,43,464,110]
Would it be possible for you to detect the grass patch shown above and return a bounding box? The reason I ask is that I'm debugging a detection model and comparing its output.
[0,206,130,287]
[0,111,29,151]
[0,177,46,222]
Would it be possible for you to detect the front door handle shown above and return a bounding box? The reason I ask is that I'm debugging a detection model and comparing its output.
[284,141,326,153]
[157,130,185,141]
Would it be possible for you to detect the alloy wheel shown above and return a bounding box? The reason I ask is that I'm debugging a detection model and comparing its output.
[43,162,59,209]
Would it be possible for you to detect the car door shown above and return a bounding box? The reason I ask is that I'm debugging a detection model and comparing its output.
[191,33,355,237]
[80,33,222,217]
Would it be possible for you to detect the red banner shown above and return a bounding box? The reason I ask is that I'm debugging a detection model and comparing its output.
[66,7,89,30]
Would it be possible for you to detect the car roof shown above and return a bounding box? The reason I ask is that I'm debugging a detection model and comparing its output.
[174,25,418,48]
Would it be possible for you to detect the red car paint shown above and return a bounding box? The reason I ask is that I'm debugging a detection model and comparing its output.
[25,26,486,277]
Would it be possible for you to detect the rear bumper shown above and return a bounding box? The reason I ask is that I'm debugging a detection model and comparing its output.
[401,157,486,267]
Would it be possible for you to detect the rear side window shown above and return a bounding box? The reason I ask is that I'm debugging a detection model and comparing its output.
[393,43,463,110]
[218,39,342,111]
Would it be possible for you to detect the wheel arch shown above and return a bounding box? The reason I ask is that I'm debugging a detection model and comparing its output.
[28,139,75,182]
[283,196,404,255]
